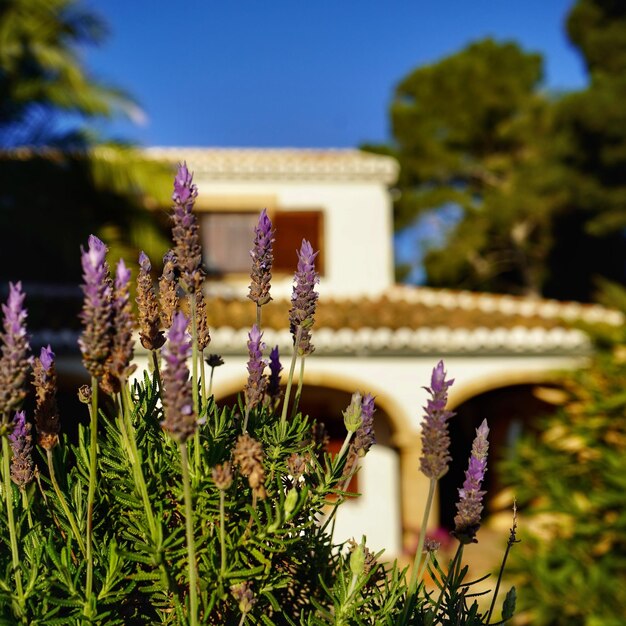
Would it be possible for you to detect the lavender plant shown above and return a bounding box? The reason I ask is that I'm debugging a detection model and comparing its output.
[0,165,518,625]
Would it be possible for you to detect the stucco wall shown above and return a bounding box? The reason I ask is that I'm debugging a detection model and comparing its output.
[193,177,394,298]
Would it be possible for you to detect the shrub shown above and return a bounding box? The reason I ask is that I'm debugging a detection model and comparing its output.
[502,346,626,626]
[0,163,516,624]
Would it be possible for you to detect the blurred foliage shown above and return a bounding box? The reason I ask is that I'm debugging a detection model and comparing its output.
[368,0,626,301]
[501,283,626,624]
[0,0,173,289]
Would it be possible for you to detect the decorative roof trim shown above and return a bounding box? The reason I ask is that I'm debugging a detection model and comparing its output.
[386,286,624,326]
[202,325,592,357]
[144,147,399,184]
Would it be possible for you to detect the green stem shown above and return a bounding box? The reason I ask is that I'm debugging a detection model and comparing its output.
[486,533,516,624]
[280,326,303,430]
[408,478,437,594]
[256,304,261,330]
[219,490,226,578]
[1,436,24,605]
[20,489,33,531]
[120,386,157,539]
[208,366,216,399]
[190,296,200,474]
[84,375,99,617]
[180,442,198,626]
[46,449,85,555]
[151,350,162,394]
[290,357,306,420]
[199,348,207,408]
[319,431,354,535]
[432,543,464,618]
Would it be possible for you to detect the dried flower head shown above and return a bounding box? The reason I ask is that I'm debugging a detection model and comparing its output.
[171,163,204,293]
[159,250,179,330]
[0,282,31,420]
[289,239,319,356]
[353,393,376,457]
[206,353,224,368]
[102,259,136,394]
[453,419,490,544]
[287,452,310,481]
[136,251,165,351]
[231,581,256,614]
[420,361,455,480]
[9,410,33,487]
[78,235,113,379]
[212,461,233,491]
[78,384,92,404]
[244,324,267,415]
[194,289,211,351]
[248,209,274,306]
[32,345,60,450]
[161,312,196,443]
[264,345,283,410]
[233,433,266,499]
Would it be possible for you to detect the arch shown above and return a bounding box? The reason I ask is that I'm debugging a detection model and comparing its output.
[438,378,565,531]
[447,366,571,412]
[213,368,414,442]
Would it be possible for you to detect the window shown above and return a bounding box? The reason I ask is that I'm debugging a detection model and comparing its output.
[201,210,324,276]
[201,212,258,275]
[274,211,324,275]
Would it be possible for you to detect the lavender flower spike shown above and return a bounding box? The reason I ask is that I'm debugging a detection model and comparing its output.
[248,209,275,306]
[33,345,60,450]
[136,251,165,351]
[353,393,376,457]
[78,235,112,379]
[102,259,136,394]
[454,419,490,544]
[0,281,31,420]
[171,162,204,293]
[9,410,33,487]
[244,324,268,414]
[161,312,196,443]
[289,239,319,356]
[419,360,455,480]
[264,345,283,409]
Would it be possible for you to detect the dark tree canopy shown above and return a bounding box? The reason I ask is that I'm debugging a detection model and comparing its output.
[373,1,626,301]
[0,0,171,295]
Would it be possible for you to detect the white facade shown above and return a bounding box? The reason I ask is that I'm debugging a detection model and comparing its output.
[130,147,622,559]
[146,147,397,299]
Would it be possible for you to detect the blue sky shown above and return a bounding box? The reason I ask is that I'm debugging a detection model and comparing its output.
[88,0,587,148]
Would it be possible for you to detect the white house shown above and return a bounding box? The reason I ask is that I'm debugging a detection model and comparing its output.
[136,147,622,559]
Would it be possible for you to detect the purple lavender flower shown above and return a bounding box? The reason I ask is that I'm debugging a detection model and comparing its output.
[102,259,136,394]
[264,345,283,409]
[248,209,275,306]
[78,235,113,379]
[353,393,376,457]
[289,239,319,356]
[171,163,204,293]
[244,324,267,413]
[0,282,31,420]
[136,251,165,351]
[453,419,490,544]
[419,361,455,480]
[9,410,33,487]
[161,312,196,443]
[33,345,60,450]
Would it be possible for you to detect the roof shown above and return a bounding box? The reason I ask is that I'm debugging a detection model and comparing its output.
[144,147,399,184]
[200,286,622,357]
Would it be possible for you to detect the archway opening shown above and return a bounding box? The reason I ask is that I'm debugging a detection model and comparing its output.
[439,383,561,531]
